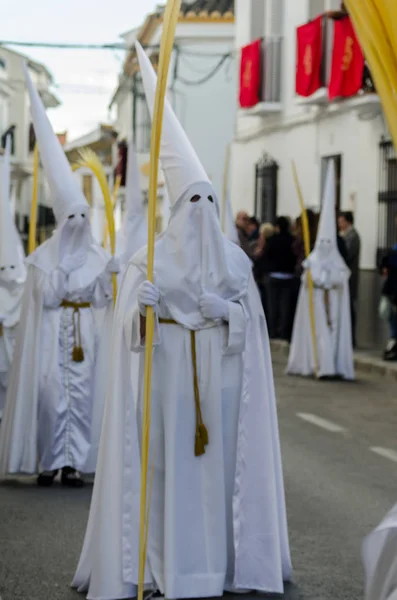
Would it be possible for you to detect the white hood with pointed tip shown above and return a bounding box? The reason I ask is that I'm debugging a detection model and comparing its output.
[24,64,88,224]
[307,162,349,286]
[135,41,209,206]
[0,136,26,283]
[132,44,250,328]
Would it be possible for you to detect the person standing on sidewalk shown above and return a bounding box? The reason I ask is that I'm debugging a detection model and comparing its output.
[72,41,292,600]
[288,163,354,380]
[338,211,361,347]
[262,216,297,340]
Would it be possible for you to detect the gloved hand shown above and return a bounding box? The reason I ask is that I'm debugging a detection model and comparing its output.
[199,293,229,322]
[138,281,160,316]
[59,252,86,275]
[107,256,120,274]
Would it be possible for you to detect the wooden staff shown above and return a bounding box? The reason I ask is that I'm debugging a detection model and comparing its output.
[138,1,182,599]
[292,161,319,377]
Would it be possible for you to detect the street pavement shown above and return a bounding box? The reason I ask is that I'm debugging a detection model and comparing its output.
[1,356,397,600]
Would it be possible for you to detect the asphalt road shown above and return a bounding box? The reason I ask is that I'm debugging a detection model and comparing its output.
[1,356,397,600]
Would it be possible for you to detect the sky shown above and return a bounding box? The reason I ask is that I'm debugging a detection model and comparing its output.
[0,0,159,140]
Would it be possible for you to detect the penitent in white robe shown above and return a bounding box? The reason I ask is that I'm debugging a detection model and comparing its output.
[0,280,24,419]
[287,259,354,380]
[73,264,292,600]
[363,503,397,600]
[0,247,114,476]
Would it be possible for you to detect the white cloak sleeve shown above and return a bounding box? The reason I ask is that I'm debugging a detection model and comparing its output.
[0,265,46,475]
[223,301,247,356]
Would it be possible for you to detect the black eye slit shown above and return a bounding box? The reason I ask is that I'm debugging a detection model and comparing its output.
[10,266,15,269]
[190,195,201,203]
[68,214,75,220]
[81,213,85,218]
[208,195,214,203]
[0,267,4,271]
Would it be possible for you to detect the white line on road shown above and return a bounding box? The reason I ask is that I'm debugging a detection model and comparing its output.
[370,447,397,463]
[296,412,347,433]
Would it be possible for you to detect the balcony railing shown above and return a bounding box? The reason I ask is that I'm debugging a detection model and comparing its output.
[242,36,283,116]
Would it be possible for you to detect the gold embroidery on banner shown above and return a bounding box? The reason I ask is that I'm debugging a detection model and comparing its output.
[243,59,253,89]
[342,36,354,72]
[304,44,313,76]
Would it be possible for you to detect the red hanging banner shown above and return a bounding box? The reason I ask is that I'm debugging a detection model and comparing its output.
[328,16,364,100]
[296,16,323,97]
[239,39,262,108]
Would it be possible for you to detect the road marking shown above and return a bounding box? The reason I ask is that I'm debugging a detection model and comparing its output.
[296,412,346,433]
[370,447,397,463]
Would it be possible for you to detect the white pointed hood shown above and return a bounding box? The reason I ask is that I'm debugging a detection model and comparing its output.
[133,43,250,329]
[307,162,349,284]
[24,66,109,284]
[0,137,26,282]
[135,41,209,206]
[24,64,88,224]
[116,138,147,265]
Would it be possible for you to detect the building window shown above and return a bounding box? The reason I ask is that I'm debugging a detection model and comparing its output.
[378,140,397,261]
[1,125,15,155]
[321,154,342,211]
[82,174,93,206]
[115,141,128,187]
[28,123,36,153]
[254,153,278,224]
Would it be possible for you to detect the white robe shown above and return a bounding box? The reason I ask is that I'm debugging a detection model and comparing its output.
[0,248,114,475]
[72,264,292,600]
[363,503,397,600]
[0,281,24,418]
[287,262,354,380]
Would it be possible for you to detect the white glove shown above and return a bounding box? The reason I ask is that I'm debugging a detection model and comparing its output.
[138,281,160,316]
[59,252,86,275]
[199,293,229,322]
[107,256,120,274]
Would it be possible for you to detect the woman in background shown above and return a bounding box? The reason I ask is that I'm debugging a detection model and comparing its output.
[253,223,274,323]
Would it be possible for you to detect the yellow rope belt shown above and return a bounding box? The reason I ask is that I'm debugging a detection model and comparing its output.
[159,318,210,457]
[60,300,91,363]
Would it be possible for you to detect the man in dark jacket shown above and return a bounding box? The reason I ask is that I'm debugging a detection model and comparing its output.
[338,211,361,347]
[263,216,297,340]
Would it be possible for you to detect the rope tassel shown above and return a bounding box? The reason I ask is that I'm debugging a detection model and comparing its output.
[61,300,90,363]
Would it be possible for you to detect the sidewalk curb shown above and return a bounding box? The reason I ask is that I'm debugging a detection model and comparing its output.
[270,340,397,382]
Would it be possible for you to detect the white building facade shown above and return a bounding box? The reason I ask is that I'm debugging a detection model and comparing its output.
[0,47,60,247]
[110,0,236,231]
[232,0,390,348]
